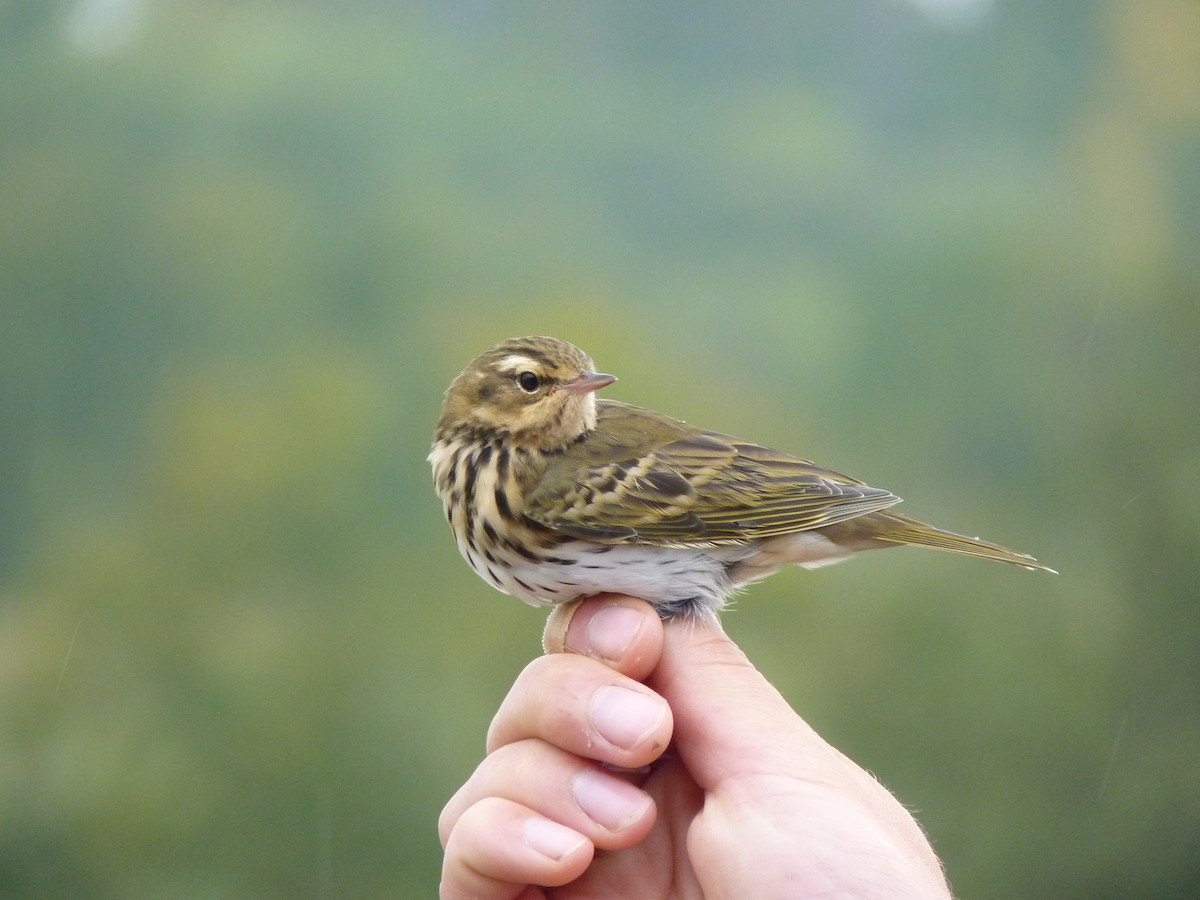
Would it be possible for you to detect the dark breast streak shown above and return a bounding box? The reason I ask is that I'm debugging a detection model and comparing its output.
[435,437,575,597]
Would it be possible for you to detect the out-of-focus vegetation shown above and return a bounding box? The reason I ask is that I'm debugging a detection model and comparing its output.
[2,1,1198,897]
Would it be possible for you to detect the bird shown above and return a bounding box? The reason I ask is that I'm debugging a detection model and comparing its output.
[429,336,1054,621]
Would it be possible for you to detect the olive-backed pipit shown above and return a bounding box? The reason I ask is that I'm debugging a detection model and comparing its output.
[430,336,1053,620]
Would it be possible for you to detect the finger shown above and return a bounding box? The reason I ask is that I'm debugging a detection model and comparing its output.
[648,614,845,791]
[653,618,952,897]
[440,739,657,850]
[440,796,592,900]
[544,595,664,683]
[487,653,672,769]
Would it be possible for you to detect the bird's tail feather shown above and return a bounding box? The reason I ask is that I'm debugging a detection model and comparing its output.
[873,512,1057,573]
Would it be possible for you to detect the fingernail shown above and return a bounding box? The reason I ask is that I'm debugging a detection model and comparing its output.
[590,685,666,751]
[522,816,587,861]
[570,768,653,832]
[584,604,644,660]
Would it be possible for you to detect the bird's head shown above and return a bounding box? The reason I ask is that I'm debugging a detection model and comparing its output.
[435,336,616,450]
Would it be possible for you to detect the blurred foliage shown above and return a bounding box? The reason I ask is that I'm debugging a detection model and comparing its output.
[2,1,1199,897]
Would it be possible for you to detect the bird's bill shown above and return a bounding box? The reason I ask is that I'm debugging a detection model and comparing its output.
[560,370,617,395]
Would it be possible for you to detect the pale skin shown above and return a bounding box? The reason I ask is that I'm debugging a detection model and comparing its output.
[439,595,953,899]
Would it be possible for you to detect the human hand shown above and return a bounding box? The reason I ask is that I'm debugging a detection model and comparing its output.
[439,595,952,899]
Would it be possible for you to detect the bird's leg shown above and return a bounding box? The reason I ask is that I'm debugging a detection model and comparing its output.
[542,596,586,654]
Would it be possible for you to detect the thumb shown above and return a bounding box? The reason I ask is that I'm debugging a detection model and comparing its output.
[648,616,840,791]
[651,616,954,898]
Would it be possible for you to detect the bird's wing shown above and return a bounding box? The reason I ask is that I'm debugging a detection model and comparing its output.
[523,401,902,546]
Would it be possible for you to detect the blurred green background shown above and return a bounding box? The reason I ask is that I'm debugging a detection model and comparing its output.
[2,1,1198,897]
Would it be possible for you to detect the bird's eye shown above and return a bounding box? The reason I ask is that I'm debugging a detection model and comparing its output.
[517,371,541,393]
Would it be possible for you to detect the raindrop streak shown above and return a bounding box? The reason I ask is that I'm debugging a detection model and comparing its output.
[1081,282,1110,368]
[1096,713,1128,801]
[317,782,334,899]
[530,120,565,162]
[54,617,84,698]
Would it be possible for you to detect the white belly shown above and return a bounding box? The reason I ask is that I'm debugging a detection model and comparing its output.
[460,537,738,618]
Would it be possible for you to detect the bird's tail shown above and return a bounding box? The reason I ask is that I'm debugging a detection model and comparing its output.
[871,512,1057,573]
